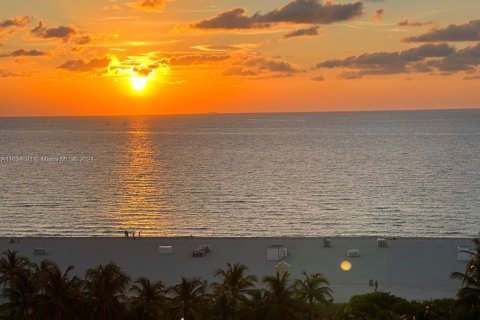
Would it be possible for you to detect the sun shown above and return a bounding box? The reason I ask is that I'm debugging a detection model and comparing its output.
[130,76,148,91]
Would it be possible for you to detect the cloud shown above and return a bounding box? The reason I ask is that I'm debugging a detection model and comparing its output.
[191,0,363,30]
[0,69,29,77]
[464,74,480,80]
[31,21,92,44]
[0,49,46,58]
[130,0,166,12]
[31,21,78,41]
[403,19,480,42]
[74,35,91,45]
[398,19,434,27]
[191,44,262,52]
[371,9,384,21]
[224,55,301,77]
[0,16,31,29]
[315,43,456,78]
[166,53,230,66]
[258,0,363,24]
[58,56,113,72]
[0,16,32,42]
[283,25,321,39]
[416,42,480,73]
[192,8,270,29]
[311,75,325,81]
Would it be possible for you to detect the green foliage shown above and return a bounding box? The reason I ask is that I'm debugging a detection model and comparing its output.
[341,291,416,320]
[211,262,257,320]
[451,239,480,319]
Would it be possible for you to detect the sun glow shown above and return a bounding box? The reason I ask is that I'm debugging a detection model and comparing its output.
[131,76,148,91]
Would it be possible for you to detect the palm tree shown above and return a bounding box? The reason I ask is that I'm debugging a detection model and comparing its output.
[129,277,166,320]
[451,239,480,318]
[256,271,298,320]
[293,271,332,320]
[211,263,257,320]
[35,260,84,320]
[0,250,31,288]
[2,267,38,320]
[84,262,130,320]
[169,277,206,320]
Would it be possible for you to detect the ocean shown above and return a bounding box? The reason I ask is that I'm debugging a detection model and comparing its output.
[0,110,479,237]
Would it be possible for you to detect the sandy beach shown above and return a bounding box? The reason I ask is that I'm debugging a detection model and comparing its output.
[0,237,472,302]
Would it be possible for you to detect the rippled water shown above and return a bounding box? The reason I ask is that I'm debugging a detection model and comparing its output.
[0,110,479,237]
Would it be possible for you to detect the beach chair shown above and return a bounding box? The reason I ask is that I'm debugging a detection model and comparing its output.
[347,249,360,257]
[377,238,388,248]
[34,248,47,255]
[323,239,331,247]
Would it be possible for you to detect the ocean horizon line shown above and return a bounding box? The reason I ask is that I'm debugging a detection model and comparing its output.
[1,106,479,119]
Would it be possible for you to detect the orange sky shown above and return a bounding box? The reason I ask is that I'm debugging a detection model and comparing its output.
[0,0,479,116]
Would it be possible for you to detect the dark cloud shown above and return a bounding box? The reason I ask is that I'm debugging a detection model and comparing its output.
[58,56,112,72]
[167,53,230,65]
[398,19,434,27]
[311,75,325,81]
[283,25,321,39]
[31,21,77,42]
[31,21,91,44]
[0,49,46,58]
[0,16,31,29]
[416,42,480,73]
[224,55,301,77]
[130,0,166,12]
[193,8,270,29]
[403,19,480,42]
[316,43,456,78]
[371,9,384,21]
[191,0,363,30]
[258,0,363,24]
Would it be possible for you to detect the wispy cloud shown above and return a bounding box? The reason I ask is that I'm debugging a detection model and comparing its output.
[130,0,173,13]
[397,19,434,27]
[283,25,321,39]
[224,55,302,78]
[403,19,480,42]
[0,49,47,58]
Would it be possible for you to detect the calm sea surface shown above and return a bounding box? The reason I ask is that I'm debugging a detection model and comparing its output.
[0,110,479,237]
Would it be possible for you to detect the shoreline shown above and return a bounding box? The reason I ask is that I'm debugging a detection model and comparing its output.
[1,237,472,302]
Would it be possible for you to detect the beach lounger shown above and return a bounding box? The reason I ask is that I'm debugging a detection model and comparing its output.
[347,249,360,257]
[158,246,173,254]
[34,248,47,255]
[266,245,288,261]
[377,238,388,248]
[323,239,331,247]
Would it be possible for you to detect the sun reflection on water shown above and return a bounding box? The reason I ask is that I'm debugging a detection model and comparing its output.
[115,118,172,236]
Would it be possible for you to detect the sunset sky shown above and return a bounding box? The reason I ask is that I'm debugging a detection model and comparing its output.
[1,0,480,116]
